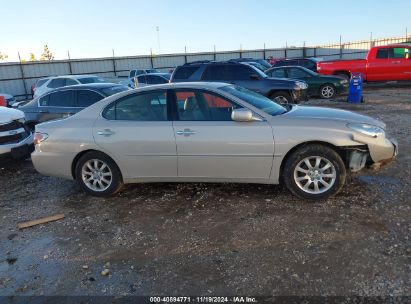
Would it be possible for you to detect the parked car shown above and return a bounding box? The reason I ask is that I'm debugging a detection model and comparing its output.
[317,44,411,81]
[265,66,349,99]
[33,75,107,98]
[21,83,130,128]
[0,107,33,162]
[0,93,17,107]
[32,82,397,200]
[273,58,323,72]
[31,76,54,96]
[170,61,308,104]
[229,58,272,69]
[124,69,161,87]
[134,73,171,88]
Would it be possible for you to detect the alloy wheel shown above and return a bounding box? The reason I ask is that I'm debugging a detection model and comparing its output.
[321,86,335,99]
[81,159,113,192]
[293,156,336,194]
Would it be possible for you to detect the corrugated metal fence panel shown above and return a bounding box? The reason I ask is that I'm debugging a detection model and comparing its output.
[115,57,153,73]
[186,54,214,62]
[0,64,21,80]
[215,52,241,61]
[153,55,185,69]
[305,48,315,57]
[287,48,304,58]
[0,79,24,95]
[265,49,286,58]
[241,51,264,59]
[22,62,70,78]
[71,59,113,74]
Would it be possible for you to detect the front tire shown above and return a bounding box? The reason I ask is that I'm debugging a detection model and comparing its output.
[283,144,346,200]
[320,84,336,99]
[75,151,123,197]
[270,91,293,104]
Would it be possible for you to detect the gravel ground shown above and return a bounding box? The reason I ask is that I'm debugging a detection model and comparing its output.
[0,86,410,297]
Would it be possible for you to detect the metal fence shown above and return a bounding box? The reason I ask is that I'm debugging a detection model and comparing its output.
[1,35,410,100]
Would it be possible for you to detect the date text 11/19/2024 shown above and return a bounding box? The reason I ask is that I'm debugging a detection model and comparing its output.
[150,296,257,303]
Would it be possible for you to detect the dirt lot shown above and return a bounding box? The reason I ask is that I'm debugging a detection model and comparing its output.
[0,86,410,297]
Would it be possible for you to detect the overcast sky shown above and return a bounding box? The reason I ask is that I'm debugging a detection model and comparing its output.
[1,0,410,62]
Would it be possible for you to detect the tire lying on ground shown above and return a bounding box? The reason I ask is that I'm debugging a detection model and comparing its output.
[283,144,346,200]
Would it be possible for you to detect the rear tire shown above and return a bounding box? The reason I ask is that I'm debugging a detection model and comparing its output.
[270,91,293,104]
[283,144,346,200]
[75,151,123,197]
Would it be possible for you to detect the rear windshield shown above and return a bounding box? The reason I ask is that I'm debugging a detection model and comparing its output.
[36,78,49,87]
[173,66,198,80]
[78,77,106,84]
[101,85,130,96]
[221,85,287,116]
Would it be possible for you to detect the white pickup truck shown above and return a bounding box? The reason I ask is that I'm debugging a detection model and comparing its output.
[0,107,33,162]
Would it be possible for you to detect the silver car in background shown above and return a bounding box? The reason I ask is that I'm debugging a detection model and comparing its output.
[32,82,397,200]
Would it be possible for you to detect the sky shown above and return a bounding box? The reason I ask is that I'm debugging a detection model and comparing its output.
[1,0,410,62]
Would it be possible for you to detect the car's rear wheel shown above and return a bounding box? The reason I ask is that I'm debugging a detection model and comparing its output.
[75,151,123,197]
[283,144,346,200]
[320,84,336,99]
[270,91,293,104]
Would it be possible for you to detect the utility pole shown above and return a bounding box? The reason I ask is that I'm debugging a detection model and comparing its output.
[156,26,161,54]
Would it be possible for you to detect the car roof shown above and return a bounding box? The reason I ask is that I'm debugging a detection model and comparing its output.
[137,73,170,77]
[132,82,229,91]
[47,83,122,92]
[49,74,102,80]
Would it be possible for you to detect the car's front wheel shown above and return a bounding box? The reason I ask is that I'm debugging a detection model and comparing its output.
[270,91,293,104]
[283,144,346,200]
[320,84,336,99]
[75,151,123,197]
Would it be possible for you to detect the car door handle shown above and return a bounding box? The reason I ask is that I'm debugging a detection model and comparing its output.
[392,61,401,64]
[38,109,49,113]
[176,129,196,136]
[97,129,114,136]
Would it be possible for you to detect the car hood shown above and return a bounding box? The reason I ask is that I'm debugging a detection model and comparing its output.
[282,105,386,129]
[0,107,25,123]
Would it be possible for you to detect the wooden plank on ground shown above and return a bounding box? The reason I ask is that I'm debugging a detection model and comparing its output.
[18,214,65,230]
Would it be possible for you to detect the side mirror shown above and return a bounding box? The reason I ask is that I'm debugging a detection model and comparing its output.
[231,108,262,122]
[250,74,259,80]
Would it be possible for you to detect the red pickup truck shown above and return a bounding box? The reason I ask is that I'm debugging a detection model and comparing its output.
[317,44,411,82]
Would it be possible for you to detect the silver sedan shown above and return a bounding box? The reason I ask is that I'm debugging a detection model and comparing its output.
[32,82,397,200]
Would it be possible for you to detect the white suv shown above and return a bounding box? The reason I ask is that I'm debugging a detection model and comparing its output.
[33,75,106,98]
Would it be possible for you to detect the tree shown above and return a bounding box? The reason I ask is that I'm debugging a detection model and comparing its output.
[0,52,8,61]
[40,45,54,61]
[29,53,37,61]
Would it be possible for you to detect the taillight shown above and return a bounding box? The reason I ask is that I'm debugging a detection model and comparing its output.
[34,132,48,145]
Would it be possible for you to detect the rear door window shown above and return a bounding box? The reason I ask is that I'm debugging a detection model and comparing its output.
[269,68,286,78]
[48,90,76,107]
[173,66,198,80]
[287,68,309,78]
[376,49,390,59]
[202,65,232,80]
[47,78,66,89]
[77,90,103,107]
[147,75,168,84]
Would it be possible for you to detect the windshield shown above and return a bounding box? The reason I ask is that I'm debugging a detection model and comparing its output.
[256,59,272,69]
[101,85,130,96]
[221,85,287,116]
[300,67,318,76]
[78,77,106,84]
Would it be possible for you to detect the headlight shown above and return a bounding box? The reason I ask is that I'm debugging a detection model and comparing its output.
[348,123,384,138]
[17,118,25,124]
[294,81,308,90]
[340,79,348,84]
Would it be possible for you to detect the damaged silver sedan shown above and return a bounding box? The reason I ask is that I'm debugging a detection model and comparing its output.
[31,82,397,200]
